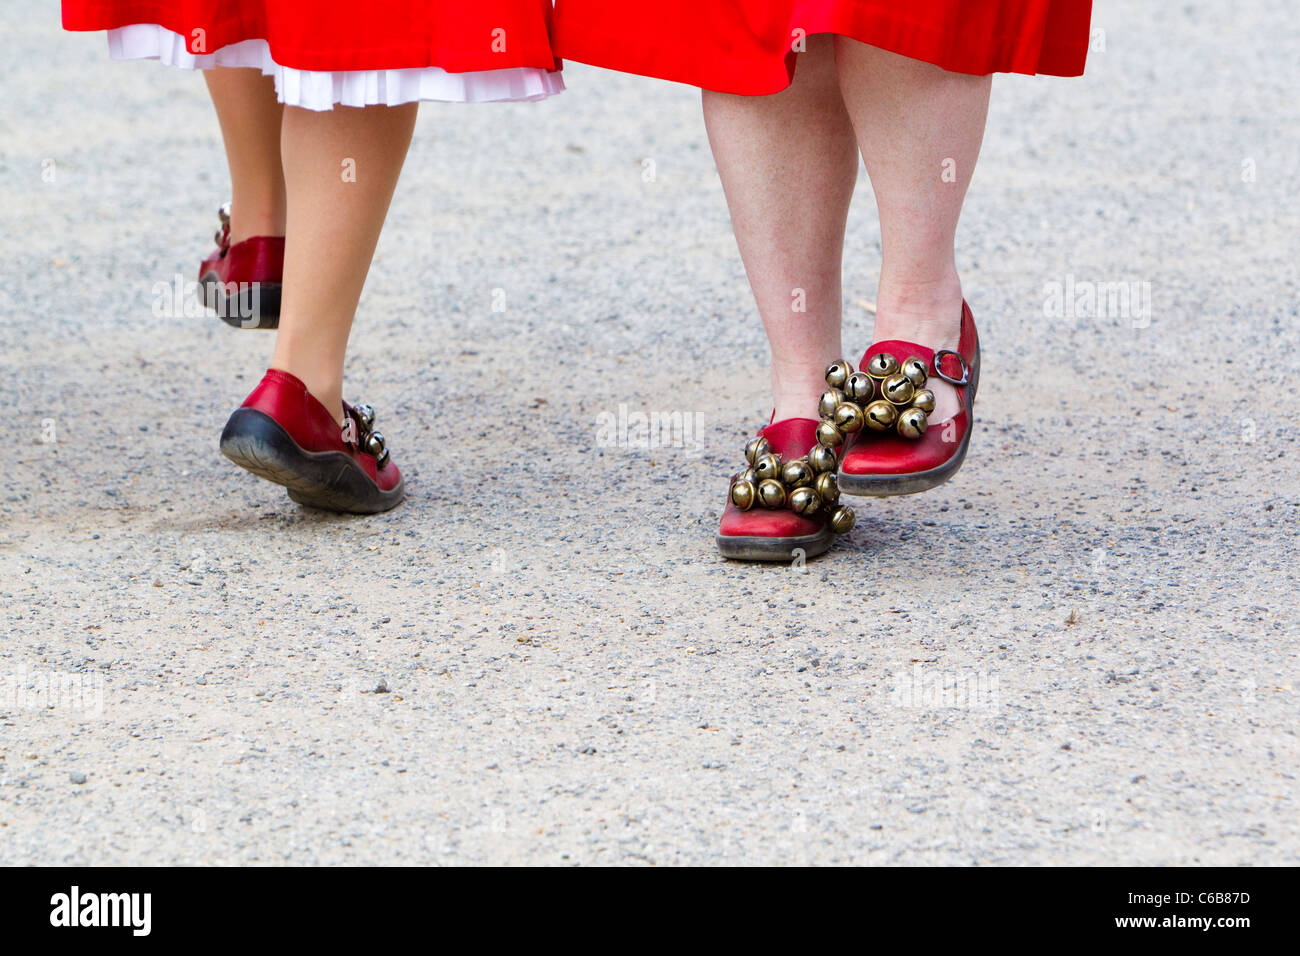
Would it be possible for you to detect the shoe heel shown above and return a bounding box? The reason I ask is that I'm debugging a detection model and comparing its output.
[201,276,282,330]
[220,408,403,514]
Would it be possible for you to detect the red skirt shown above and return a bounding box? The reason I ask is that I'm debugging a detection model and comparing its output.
[553,0,1092,94]
[62,1,561,74]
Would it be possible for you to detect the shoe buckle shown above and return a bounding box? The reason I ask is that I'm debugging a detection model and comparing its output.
[933,349,971,386]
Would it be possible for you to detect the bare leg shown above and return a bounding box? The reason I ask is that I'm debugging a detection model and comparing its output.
[703,35,861,422]
[269,103,418,422]
[203,68,286,243]
[835,39,991,422]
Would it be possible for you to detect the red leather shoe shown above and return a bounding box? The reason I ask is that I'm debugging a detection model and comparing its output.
[219,369,404,514]
[716,417,854,562]
[839,301,981,496]
[199,204,284,330]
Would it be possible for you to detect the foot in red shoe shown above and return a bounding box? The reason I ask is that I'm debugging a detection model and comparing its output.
[716,417,855,562]
[220,369,404,514]
[199,203,284,330]
[838,301,980,497]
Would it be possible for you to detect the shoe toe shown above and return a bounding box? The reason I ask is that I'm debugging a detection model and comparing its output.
[718,500,824,539]
[375,459,403,494]
[841,413,967,476]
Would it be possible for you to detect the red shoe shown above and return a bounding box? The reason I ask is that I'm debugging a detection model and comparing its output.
[199,203,284,330]
[219,369,404,514]
[716,417,855,562]
[838,301,981,496]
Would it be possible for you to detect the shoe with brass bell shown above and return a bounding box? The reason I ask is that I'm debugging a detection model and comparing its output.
[717,417,855,562]
[199,203,284,330]
[838,300,980,496]
[220,369,404,514]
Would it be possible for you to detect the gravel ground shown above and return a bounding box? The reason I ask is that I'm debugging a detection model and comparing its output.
[1,0,1297,865]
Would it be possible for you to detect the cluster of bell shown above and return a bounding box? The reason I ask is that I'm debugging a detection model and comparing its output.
[351,402,390,468]
[215,202,231,247]
[818,353,934,443]
[727,434,856,535]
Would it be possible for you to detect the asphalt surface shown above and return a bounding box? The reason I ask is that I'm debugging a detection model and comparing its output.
[1,0,1297,864]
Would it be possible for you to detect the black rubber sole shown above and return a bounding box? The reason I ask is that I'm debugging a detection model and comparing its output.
[220,408,403,514]
[200,273,281,330]
[839,348,981,498]
[716,526,835,562]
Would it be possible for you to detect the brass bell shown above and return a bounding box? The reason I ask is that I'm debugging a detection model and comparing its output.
[897,407,928,439]
[788,486,822,516]
[781,458,814,488]
[815,420,844,447]
[832,402,866,434]
[753,453,783,481]
[744,436,772,465]
[730,479,757,511]
[354,402,376,432]
[845,371,875,404]
[900,357,929,387]
[829,506,856,535]
[818,388,846,420]
[910,389,937,414]
[757,479,786,509]
[739,466,758,486]
[881,374,915,405]
[824,359,854,389]
[808,443,838,474]
[864,400,898,430]
[365,431,390,467]
[866,353,899,379]
[814,471,839,505]
[218,202,231,225]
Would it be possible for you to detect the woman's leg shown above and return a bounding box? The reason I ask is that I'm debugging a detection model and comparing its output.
[269,103,418,422]
[702,35,861,422]
[834,39,991,421]
[203,68,286,243]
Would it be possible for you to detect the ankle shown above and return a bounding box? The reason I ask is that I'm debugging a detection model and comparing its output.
[229,199,286,244]
[873,274,964,347]
[771,363,840,422]
[771,398,822,423]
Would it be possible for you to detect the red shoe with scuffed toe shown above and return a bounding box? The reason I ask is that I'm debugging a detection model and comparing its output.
[199,203,284,330]
[838,300,981,497]
[220,369,404,514]
[716,417,855,562]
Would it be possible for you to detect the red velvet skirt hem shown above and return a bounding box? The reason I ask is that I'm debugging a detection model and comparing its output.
[553,1,1092,93]
[63,1,562,74]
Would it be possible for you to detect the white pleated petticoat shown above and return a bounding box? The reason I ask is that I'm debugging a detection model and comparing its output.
[108,24,564,109]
